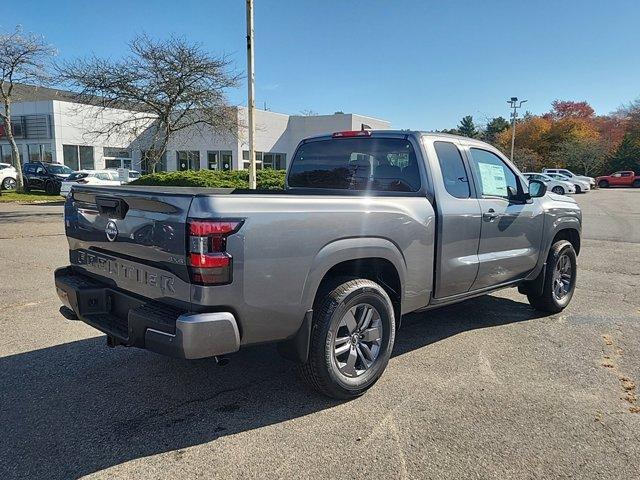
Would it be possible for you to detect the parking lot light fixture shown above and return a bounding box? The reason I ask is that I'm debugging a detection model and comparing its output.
[507,97,527,162]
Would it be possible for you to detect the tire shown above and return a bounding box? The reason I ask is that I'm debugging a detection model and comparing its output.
[598,180,609,188]
[527,240,577,313]
[633,179,640,188]
[298,277,396,399]
[551,185,565,195]
[45,180,59,195]
[1,177,16,190]
[575,185,581,194]
[23,182,30,192]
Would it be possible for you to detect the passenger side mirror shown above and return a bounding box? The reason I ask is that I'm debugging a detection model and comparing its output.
[528,179,547,198]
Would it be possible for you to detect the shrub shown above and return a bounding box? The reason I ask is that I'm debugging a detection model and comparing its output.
[131,169,286,190]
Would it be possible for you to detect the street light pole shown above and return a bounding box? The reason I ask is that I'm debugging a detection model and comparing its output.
[246,0,257,189]
[507,97,527,162]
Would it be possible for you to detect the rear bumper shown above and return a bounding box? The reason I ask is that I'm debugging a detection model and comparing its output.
[54,266,240,359]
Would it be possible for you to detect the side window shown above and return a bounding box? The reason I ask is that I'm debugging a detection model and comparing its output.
[433,141,470,199]
[36,166,45,174]
[621,172,632,177]
[468,148,518,199]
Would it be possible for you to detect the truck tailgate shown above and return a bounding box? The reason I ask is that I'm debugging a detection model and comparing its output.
[65,186,195,307]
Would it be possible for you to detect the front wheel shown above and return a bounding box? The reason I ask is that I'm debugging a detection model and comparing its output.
[551,186,565,195]
[598,180,609,188]
[575,185,582,194]
[45,181,59,195]
[633,179,640,188]
[298,278,396,399]
[527,240,577,313]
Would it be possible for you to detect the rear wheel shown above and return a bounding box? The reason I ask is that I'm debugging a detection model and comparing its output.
[633,179,640,188]
[298,278,396,399]
[599,180,609,188]
[527,240,577,313]
[1,177,16,190]
[551,185,565,195]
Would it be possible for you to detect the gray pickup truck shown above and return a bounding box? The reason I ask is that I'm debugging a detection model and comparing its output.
[55,130,581,399]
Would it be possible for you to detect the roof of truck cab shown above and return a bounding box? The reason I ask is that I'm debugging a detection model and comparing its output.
[301,130,494,147]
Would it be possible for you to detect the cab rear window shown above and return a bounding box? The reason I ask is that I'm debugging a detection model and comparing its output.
[288,138,421,192]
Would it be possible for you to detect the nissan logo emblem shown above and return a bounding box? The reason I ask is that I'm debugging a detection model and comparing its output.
[105,220,118,242]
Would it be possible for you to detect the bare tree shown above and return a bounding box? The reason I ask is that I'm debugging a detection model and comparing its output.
[0,26,55,191]
[58,34,241,173]
[299,109,318,116]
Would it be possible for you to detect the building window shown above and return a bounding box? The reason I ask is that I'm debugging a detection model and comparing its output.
[242,150,262,170]
[207,151,219,170]
[63,145,79,170]
[28,144,40,162]
[79,146,94,170]
[177,151,200,171]
[0,118,25,139]
[220,151,232,170]
[27,144,53,163]
[141,151,166,173]
[243,150,285,170]
[104,147,133,170]
[0,144,14,164]
[63,145,94,170]
[264,152,285,169]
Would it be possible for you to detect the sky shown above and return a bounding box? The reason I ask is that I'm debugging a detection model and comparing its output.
[4,0,640,130]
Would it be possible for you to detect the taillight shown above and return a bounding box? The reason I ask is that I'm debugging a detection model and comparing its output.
[187,219,243,285]
[332,130,372,138]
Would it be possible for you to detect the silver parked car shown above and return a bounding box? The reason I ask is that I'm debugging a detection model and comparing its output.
[55,131,581,399]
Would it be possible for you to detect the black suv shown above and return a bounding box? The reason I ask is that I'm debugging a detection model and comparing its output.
[23,162,74,195]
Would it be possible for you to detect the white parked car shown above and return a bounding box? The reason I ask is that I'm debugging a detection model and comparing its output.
[523,172,575,195]
[60,170,122,197]
[543,168,595,191]
[545,172,591,193]
[0,162,17,190]
[105,169,141,183]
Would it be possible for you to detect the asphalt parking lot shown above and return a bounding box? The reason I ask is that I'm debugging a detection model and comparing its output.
[1,190,639,479]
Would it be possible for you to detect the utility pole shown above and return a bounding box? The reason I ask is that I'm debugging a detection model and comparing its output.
[246,0,257,189]
[507,97,527,162]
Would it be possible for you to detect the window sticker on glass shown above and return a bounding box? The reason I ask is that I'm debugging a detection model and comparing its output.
[478,162,508,197]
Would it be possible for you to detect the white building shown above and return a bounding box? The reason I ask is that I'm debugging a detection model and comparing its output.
[0,85,391,173]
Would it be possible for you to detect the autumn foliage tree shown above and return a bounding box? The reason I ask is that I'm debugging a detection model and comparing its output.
[448,98,640,176]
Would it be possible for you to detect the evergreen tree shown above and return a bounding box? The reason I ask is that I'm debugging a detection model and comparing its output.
[483,116,510,144]
[608,133,640,172]
[458,115,478,138]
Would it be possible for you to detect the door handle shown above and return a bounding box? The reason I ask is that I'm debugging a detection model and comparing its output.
[483,208,499,221]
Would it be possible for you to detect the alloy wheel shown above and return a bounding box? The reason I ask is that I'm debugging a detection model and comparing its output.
[2,178,17,190]
[333,303,383,378]
[552,253,573,300]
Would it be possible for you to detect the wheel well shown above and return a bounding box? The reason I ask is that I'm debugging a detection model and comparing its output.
[317,258,402,324]
[552,228,581,255]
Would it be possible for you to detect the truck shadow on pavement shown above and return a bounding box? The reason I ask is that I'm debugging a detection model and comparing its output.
[1,295,547,479]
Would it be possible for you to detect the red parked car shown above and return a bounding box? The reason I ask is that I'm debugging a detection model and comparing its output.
[596,171,640,188]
